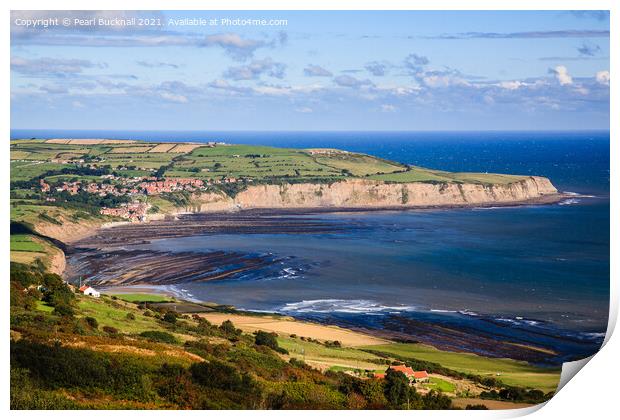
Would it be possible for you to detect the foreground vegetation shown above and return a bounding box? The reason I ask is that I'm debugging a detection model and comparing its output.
[11,263,454,409]
[10,262,558,410]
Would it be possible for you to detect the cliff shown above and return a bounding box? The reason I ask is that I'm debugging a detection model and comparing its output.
[190,176,559,212]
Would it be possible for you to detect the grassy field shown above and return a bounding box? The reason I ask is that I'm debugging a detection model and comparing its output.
[110,293,172,303]
[10,235,45,252]
[35,301,54,313]
[11,139,528,186]
[424,377,457,393]
[362,343,561,392]
[278,336,387,371]
[369,166,527,185]
[76,296,172,335]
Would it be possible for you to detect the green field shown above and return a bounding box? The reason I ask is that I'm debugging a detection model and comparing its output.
[363,343,561,392]
[77,297,172,335]
[110,293,172,303]
[369,166,526,185]
[11,139,528,186]
[278,336,386,370]
[425,377,457,393]
[10,235,45,252]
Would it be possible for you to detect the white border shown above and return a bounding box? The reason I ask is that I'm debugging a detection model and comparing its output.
[2,1,616,419]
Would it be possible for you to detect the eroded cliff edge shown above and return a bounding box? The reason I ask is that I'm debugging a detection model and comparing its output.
[189,176,560,212]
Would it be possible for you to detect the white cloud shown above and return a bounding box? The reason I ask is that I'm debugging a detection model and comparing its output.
[552,65,573,85]
[596,70,610,86]
[296,107,313,113]
[422,74,468,88]
[160,92,188,103]
[499,81,524,90]
[380,104,397,112]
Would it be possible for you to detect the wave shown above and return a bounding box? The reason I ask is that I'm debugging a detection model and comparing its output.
[279,299,416,315]
[559,198,581,206]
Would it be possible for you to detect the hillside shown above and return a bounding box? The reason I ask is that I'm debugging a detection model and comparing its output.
[9,265,557,409]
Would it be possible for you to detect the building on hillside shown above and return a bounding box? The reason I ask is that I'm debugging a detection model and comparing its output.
[79,285,100,298]
[376,366,430,384]
[412,370,429,382]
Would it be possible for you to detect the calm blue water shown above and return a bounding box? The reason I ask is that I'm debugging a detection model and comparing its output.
[15,130,609,362]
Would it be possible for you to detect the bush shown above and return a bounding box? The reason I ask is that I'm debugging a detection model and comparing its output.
[126,312,136,321]
[163,312,177,324]
[190,360,255,393]
[255,330,278,348]
[219,320,241,340]
[139,330,177,344]
[10,340,154,401]
[53,302,75,318]
[84,317,99,329]
[102,326,119,335]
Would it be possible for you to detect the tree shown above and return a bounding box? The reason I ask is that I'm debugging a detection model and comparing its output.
[163,312,177,324]
[255,331,278,349]
[384,369,417,409]
[219,320,240,338]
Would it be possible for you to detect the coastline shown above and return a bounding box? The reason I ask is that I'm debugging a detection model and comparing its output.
[102,284,390,347]
[64,191,571,247]
[59,193,599,364]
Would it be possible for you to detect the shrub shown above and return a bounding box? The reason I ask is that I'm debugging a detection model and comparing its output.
[190,360,255,393]
[102,326,119,335]
[10,340,154,401]
[139,330,177,344]
[84,317,99,329]
[219,320,241,339]
[53,302,75,318]
[163,312,177,324]
[255,331,278,348]
[126,312,136,321]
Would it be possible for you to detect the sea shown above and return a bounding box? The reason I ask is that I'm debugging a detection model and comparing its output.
[12,130,610,364]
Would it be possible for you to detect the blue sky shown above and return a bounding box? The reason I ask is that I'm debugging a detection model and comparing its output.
[10,10,610,131]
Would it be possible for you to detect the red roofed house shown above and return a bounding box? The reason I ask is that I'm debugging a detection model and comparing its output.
[79,285,100,298]
[412,370,429,382]
[389,365,415,376]
[384,365,430,384]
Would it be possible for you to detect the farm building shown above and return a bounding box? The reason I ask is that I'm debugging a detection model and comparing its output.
[79,285,100,298]
[375,366,430,383]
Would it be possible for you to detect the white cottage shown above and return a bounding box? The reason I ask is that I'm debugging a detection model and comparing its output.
[79,285,100,298]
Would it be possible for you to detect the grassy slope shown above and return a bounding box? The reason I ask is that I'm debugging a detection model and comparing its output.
[111,293,173,303]
[362,343,560,392]
[10,234,45,252]
[10,234,62,271]
[278,336,387,371]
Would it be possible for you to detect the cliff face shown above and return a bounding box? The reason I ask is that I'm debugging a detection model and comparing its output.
[192,176,558,211]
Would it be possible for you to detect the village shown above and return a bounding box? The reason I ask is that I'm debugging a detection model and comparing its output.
[37,174,243,222]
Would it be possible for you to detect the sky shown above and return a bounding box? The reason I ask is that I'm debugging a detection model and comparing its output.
[10,10,610,131]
